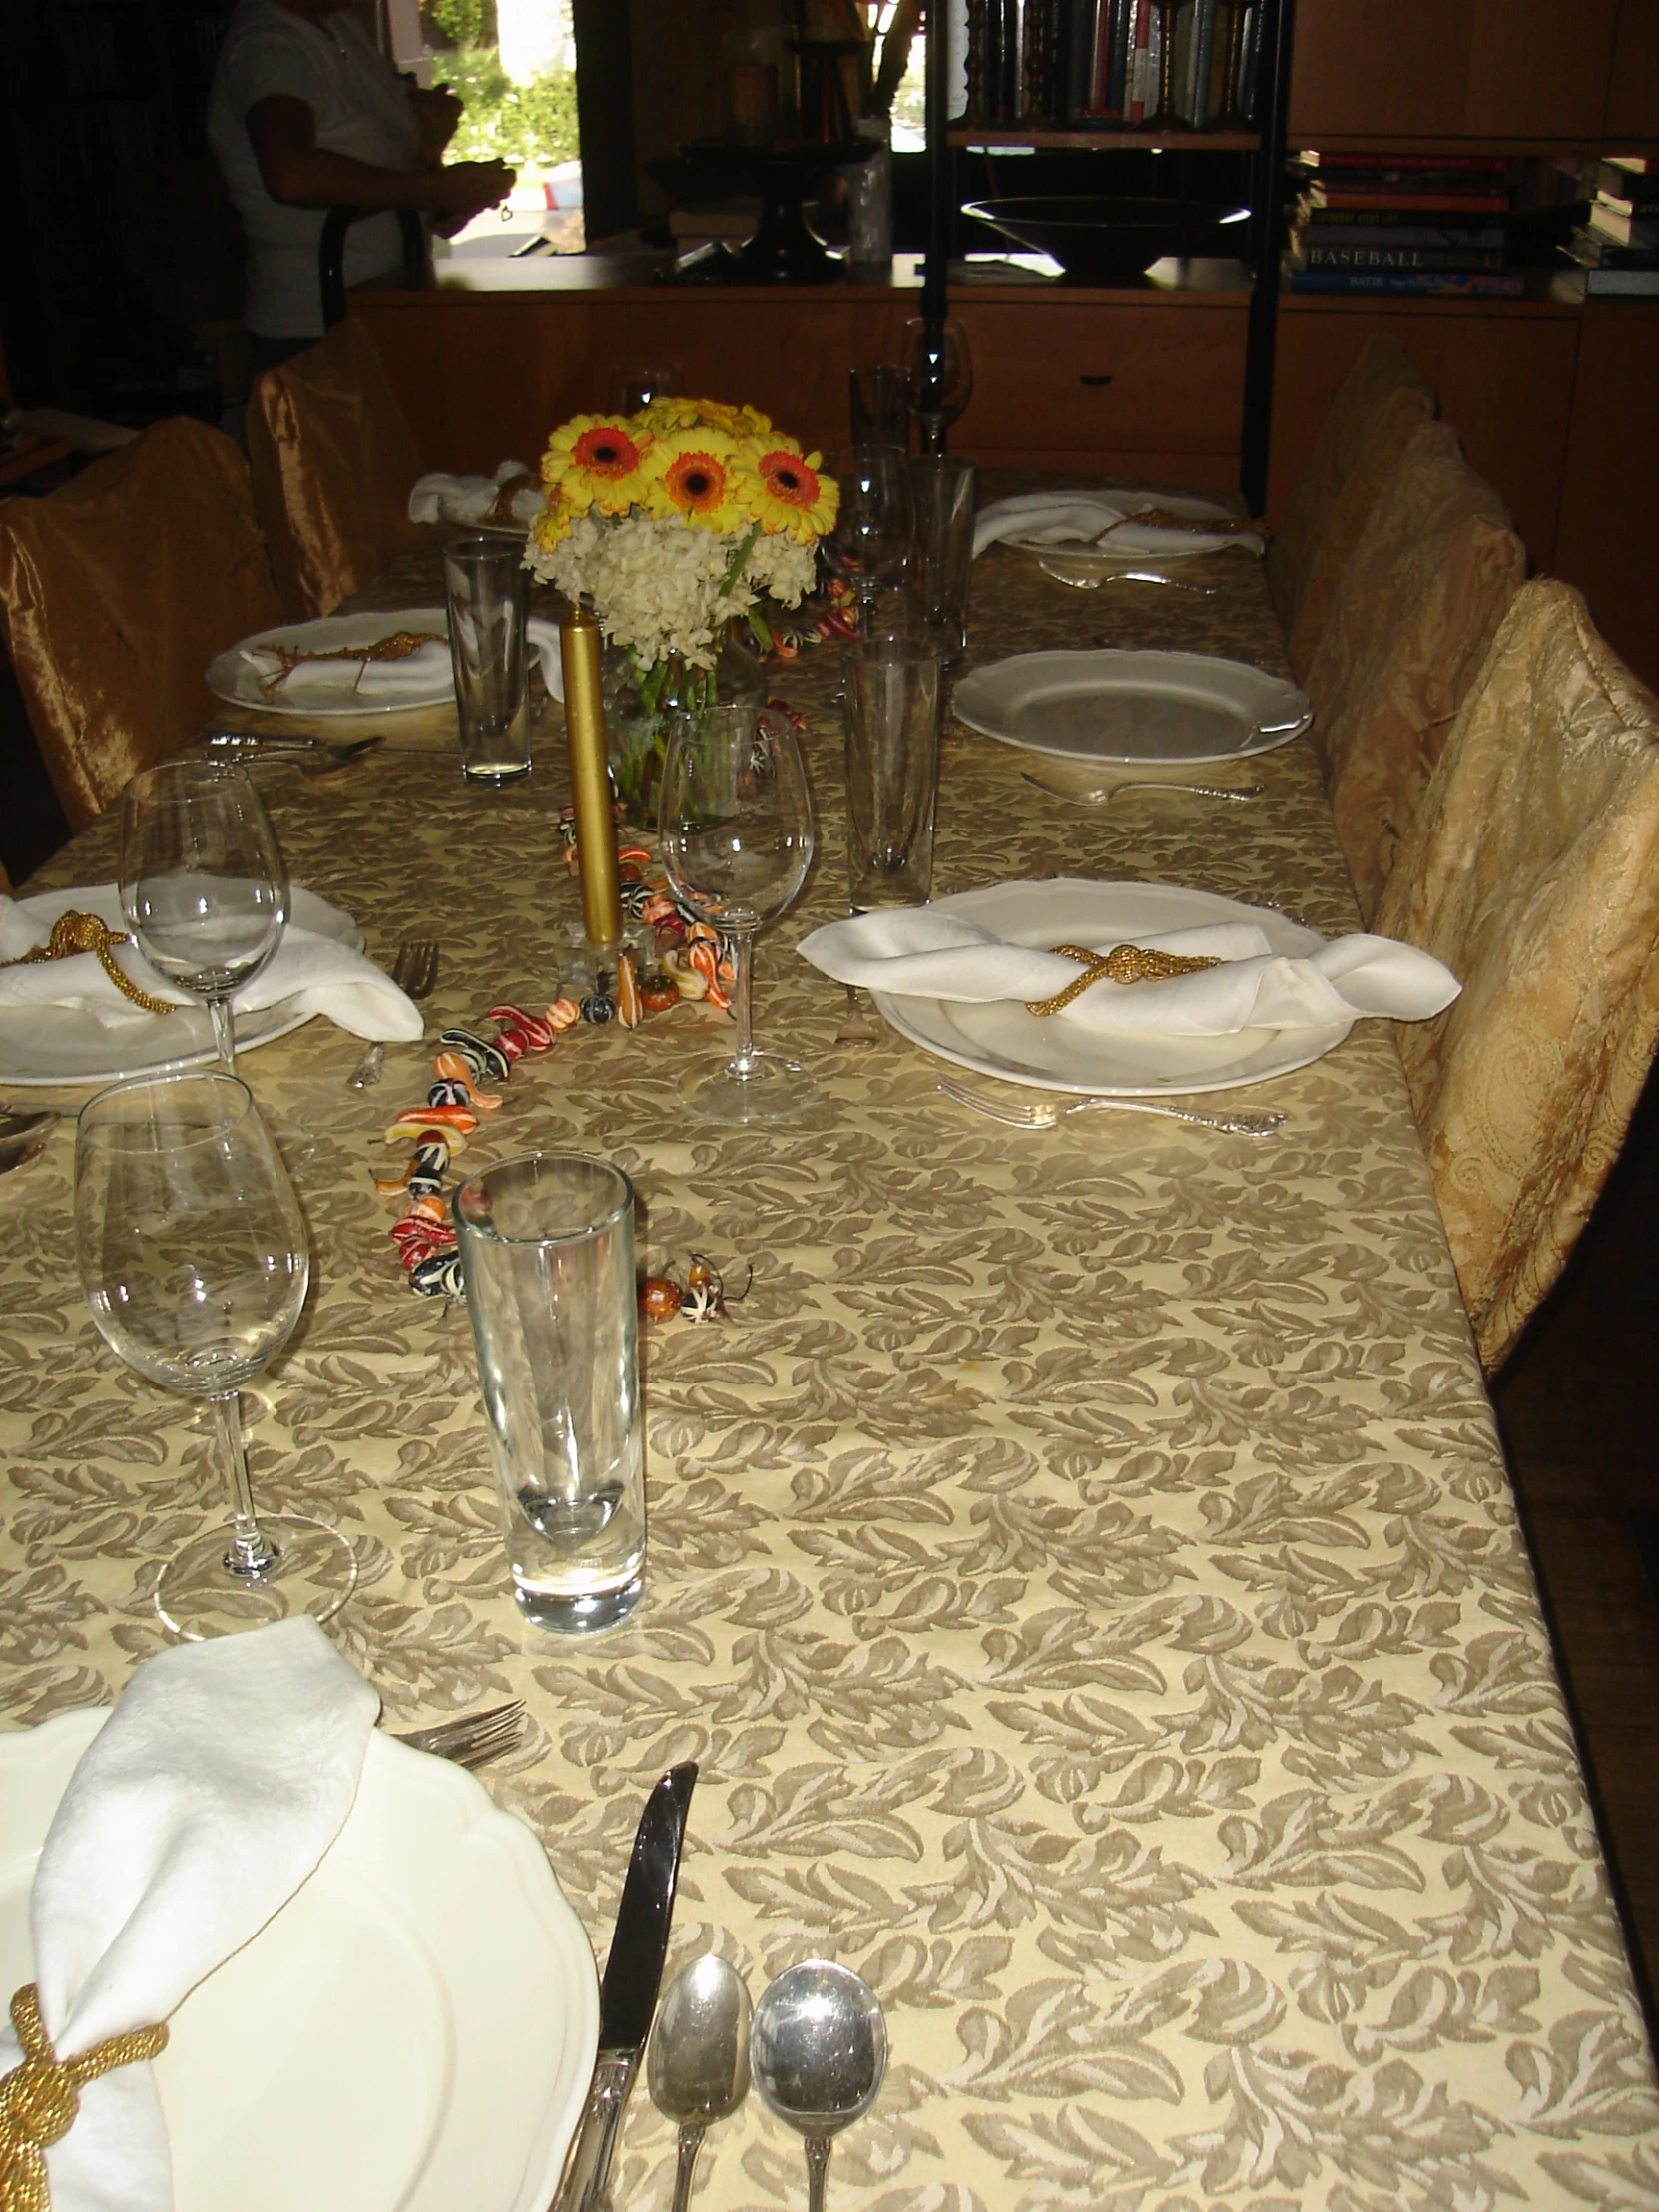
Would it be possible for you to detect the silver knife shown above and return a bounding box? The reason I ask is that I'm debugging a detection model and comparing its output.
[551,1762,698,2212]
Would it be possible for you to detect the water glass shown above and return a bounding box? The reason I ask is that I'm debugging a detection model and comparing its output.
[908,456,977,660]
[842,638,943,910]
[443,534,531,784]
[848,364,910,444]
[454,1152,646,1634]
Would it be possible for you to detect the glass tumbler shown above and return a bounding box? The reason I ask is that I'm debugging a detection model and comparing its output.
[842,637,943,911]
[443,533,531,784]
[908,455,978,660]
[454,1152,645,1633]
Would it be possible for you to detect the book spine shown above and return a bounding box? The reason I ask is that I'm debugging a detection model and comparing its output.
[1128,0,1149,122]
[1236,2,1257,122]
[1300,224,1506,248]
[1021,0,1040,120]
[1044,0,1069,122]
[1066,0,1096,120]
[1317,191,1513,213]
[1302,245,1507,270]
[1317,152,1510,173]
[1001,0,1018,120]
[1299,207,1505,231]
[965,0,989,122]
[1190,0,1215,124]
[1582,266,1659,293]
[1286,268,1527,295]
[1107,0,1133,113]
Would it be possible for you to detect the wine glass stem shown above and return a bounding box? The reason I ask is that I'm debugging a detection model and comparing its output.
[208,995,237,1070]
[727,927,759,1080]
[921,417,944,457]
[208,1390,278,1578]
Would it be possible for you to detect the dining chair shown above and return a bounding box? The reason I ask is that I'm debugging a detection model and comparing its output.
[0,416,283,833]
[1268,333,1437,682]
[247,314,423,620]
[1307,420,1526,923]
[1376,578,1659,1372]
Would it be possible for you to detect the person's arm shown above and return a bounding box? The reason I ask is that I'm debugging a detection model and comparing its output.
[245,93,512,219]
[407,82,464,160]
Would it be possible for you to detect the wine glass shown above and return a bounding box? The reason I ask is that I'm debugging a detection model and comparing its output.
[904,316,974,455]
[822,443,913,636]
[119,759,288,1070]
[74,1068,356,1640]
[608,361,685,414]
[659,703,816,1125]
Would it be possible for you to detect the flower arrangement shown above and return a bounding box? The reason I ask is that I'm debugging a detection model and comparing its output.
[526,397,839,697]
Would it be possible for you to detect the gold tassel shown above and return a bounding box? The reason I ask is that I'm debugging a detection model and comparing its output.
[0,1983,168,2212]
[0,913,174,1016]
[1025,941,1222,1017]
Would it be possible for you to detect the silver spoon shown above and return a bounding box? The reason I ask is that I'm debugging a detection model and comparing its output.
[751,1961,887,2212]
[648,1956,752,2212]
[1021,770,1263,805]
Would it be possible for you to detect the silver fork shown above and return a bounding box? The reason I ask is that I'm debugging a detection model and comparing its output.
[937,1072,1285,1137]
[347,938,440,1088]
[1021,770,1264,805]
[388,1699,526,1769]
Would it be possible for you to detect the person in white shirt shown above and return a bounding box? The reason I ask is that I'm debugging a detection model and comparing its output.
[208,0,515,361]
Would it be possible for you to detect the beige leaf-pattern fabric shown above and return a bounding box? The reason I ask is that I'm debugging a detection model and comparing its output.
[1308,419,1526,922]
[1,517,1655,2211]
[1377,578,1659,1372]
[1268,333,1437,683]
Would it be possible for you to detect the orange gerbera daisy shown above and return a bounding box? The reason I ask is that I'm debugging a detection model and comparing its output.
[747,443,838,543]
[541,414,652,515]
[648,430,743,530]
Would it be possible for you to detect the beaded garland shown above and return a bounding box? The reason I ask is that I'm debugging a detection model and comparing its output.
[373,851,738,1300]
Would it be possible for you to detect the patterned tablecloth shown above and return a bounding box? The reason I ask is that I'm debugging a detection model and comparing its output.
[2,522,1657,2212]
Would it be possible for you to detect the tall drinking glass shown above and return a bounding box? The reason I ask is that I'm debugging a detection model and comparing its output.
[119,759,287,1071]
[848,364,910,444]
[454,1152,645,1634]
[444,533,531,784]
[842,638,943,910]
[659,703,816,1124]
[74,1069,356,1640]
[907,455,978,660]
[822,443,913,636]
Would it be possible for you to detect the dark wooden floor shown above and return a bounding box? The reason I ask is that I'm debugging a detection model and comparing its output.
[1493,1062,1659,2037]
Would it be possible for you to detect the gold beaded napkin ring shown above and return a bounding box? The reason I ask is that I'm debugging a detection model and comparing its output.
[1025,940,1221,1018]
[0,1982,168,2212]
[0,912,174,1016]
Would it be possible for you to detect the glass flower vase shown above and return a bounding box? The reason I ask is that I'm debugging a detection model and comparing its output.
[601,629,767,828]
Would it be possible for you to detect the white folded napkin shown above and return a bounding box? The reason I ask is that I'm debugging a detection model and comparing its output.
[247,634,452,705]
[798,903,1460,1037]
[0,1619,378,2212]
[0,885,426,1040]
[407,460,543,528]
[973,490,1266,562]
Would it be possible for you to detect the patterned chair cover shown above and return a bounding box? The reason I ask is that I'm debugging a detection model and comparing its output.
[1269,332,1437,681]
[0,418,282,831]
[1309,420,1526,921]
[248,316,422,620]
[1376,579,1659,1369]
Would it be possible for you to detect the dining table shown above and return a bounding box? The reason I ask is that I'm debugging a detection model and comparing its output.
[2,480,1657,2212]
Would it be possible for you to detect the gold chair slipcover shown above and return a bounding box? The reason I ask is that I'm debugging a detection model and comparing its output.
[1268,333,1437,682]
[0,418,281,833]
[1308,420,1525,922]
[248,316,423,621]
[1376,578,1659,1371]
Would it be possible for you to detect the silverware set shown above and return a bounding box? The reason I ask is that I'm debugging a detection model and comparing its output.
[938,1070,1286,1137]
[388,1697,526,1768]
[204,729,386,773]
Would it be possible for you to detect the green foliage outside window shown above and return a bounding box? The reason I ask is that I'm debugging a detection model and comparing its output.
[435,47,579,172]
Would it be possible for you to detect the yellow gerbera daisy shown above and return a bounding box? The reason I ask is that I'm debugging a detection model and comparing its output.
[646,429,744,530]
[745,442,838,543]
[531,488,575,552]
[639,397,701,434]
[540,414,653,516]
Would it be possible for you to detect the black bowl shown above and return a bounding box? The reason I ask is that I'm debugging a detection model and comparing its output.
[962,196,1250,278]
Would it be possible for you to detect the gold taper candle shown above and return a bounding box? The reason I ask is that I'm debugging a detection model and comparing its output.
[559,608,623,948]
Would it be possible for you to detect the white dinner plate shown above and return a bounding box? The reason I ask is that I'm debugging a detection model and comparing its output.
[1003,492,1259,563]
[873,878,1350,1095]
[0,885,361,1088]
[951,649,1312,766]
[0,1709,598,2212]
[208,610,453,717]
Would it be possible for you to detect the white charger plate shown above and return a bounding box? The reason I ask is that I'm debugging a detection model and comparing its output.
[208,610,453,718]
[1003,491,1260,563]
[951,649,1311,766]
[0,885,361,1088]
[0,1709,598,2212]
[873,878,1350,1096]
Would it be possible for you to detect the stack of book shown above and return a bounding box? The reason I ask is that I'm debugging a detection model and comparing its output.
[1562,158,1659,294]
[1285,153,1521,297]
[961,0,1260,131]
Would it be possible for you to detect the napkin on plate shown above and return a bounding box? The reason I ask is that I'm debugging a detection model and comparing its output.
[0,1619,378,2212]
[798,906,1460,1037]
[0,885,427,1041]
[973,490,1266,562]
[407,460,543,528]
[247,634,453,705]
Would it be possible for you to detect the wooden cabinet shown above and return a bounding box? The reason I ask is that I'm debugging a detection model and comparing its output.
[1287,0,1626,142]
[1553,301,1659,695]
[1266,300,1581,568]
